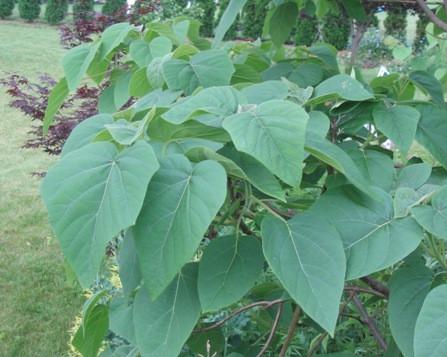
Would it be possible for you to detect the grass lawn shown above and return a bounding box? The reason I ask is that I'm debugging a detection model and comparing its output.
[0,20,83,356]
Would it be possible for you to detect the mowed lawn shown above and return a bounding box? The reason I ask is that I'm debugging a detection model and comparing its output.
[0,21,83,356]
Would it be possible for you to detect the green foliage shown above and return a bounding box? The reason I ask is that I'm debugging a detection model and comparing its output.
[414,14,429,53]
[73,0,94,21]
[18,0,40,22]
[41,2,447,356]
[295,12,318,47]
[102,0,126,18]
[45,0,67,24]
[321,11,351,50]
[384,5,407,42]
[0,0,14,19]
[242,0,269,39]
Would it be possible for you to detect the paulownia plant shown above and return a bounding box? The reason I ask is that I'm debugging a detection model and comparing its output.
[41,1,447,356]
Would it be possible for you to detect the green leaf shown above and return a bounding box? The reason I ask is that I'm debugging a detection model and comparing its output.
[309,186,424,279]
[219,145,286,201]
[241,80,289,104]
[118,231,142,296]
[61,114,114,157]
[133,264,201,357]
[389,263,433,357]
[312,74,374,104]
[343,146,395,192]
[231,63,261,84]
[394,187,421,218]
[261,213,346,335]
[163,86,245,125]
[288,63,324,88]
[396,163,432,190]
[130,37,172,68]
[373,104,420,156]
[73,304,108,357]
[43,78,69,134]
[410,71,445,107]
[213,0,248,47]
[63,42,100,92]
[133,155,227,299]
[133,89,180,112]
[129,67,151,97]
[147,54,171,89]
[186,145,285,201]
[198,235,264,312]
[114,71,132,109]
[105,111,152,146]
[109,296,136,345]
[307,111,330,138]
[412,186,447,240]
[98,86,117,114]
[222,100,308,186]
[414,284,447,357]
[187,329,225,356]
[305,134,375,197]
[41,141,159,287]
[269,2,299,46]
[163,49,235,95]
[100,22,133,60]
[415,104,447,168]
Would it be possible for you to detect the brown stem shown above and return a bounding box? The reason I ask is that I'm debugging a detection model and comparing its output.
[416,0,447,32]
[344,286,387,299]
[239,220,253,235]
[278,305,302,357]
[352,293,388,351]
[360,276,389,298]
[256,303,284,357]
[194,299,285,333]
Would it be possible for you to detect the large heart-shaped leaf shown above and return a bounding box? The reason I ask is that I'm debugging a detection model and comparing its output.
[198,235,264,312]
[409,71,445,107]
[163,86,245,125]
[373,104,420,156]
[134,264,201,357]
[415,104,447,168]
[133,154,227,298]
[118,231,142,296]
[61,114,114,156]
[222,100,308,186]
[269,1,299,46]
[310,186,424,279]
[41,141,159,287]
[130,36,172,68]
[100,22,133,60]
[305,134,375,197]
[311,74,373,104]
[163,49,235,95]
[412,186,447,240]
[261,213,346,335]
[414,284,447,357]
[389,263,433,357]
[63,42,100,91]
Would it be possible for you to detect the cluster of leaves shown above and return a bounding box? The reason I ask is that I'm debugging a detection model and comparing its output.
[241,0,269,40]
[40,1,447,356]
[0,74,99,155]
[102,0,127,21]
[0,0,14,19]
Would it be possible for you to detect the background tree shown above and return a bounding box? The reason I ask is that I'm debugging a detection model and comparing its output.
[321,11,351,50]
[0,0,14,18]
[414,13,429,52]
[45,0,68,24]
[295,10,318,46]
[196,0,216,37]
[73,0,94,20]
[242,0,269,39]
[102,0,127,19]
[384,4,407,41]
[18,0,40,21]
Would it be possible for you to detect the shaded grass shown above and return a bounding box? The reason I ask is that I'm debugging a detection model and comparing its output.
[0,21,83,356]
